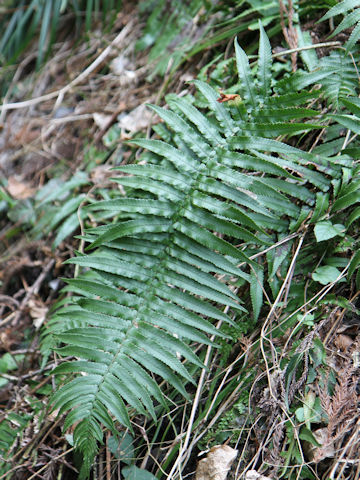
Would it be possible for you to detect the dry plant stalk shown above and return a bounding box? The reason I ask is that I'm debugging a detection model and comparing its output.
[279,0,298,71]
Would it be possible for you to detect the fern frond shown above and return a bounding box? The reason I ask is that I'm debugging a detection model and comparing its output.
[280,50,359,109]
[49,30,338,475]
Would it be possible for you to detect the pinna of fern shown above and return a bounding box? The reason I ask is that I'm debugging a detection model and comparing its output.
[48,27,339,477]
[319,0,360,52]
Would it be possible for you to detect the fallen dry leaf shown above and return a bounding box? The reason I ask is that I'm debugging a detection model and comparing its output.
[303,427,335,463]
[28,299,48,329]
[117,104,154,132]
[245,470,273,480]
[7,176,36,199]
[216,92,241,103]
[109,54,130,75]
[90,165,113,184]
[195,445,238,480]
[334,334,353,351]
[93,112,113,130]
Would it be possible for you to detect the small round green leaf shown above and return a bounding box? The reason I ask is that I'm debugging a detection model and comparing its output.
[314,221,345,242]
[312,266,342,285]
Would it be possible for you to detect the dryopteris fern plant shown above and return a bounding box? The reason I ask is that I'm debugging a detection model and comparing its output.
[47,26,351,477]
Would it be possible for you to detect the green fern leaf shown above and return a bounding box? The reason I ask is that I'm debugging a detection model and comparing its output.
[174,217,255,267]
[257,21,272,99]
[281,69,334,92]
[254,107,319,122]
[286,51,359,108]
[332,190,360,212]
[310,193,330,223]
[167,96,225,146]
[320,0,360,21]
[269,91,322,108]
[191,191,262,230]
[87,218,172,249]
[346,206,360,227]
[126,138,198,173]
[171,233,250,279]
[329,114,360,135]
[330,8,360,37]
[348,250,360,279]
[321,52,359,106]
[221,150,295,178]
[346,20,360,50]
[193,80,235,135]
[250,264,264,322]
[320,0,360,50]
[341,97,360,116]
[235,38,258,109]
[248,121,321,137]
[149,104,213,158]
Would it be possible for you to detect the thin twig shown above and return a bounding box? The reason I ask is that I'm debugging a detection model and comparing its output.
[0,22,134,114]
[271,41,341,59]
